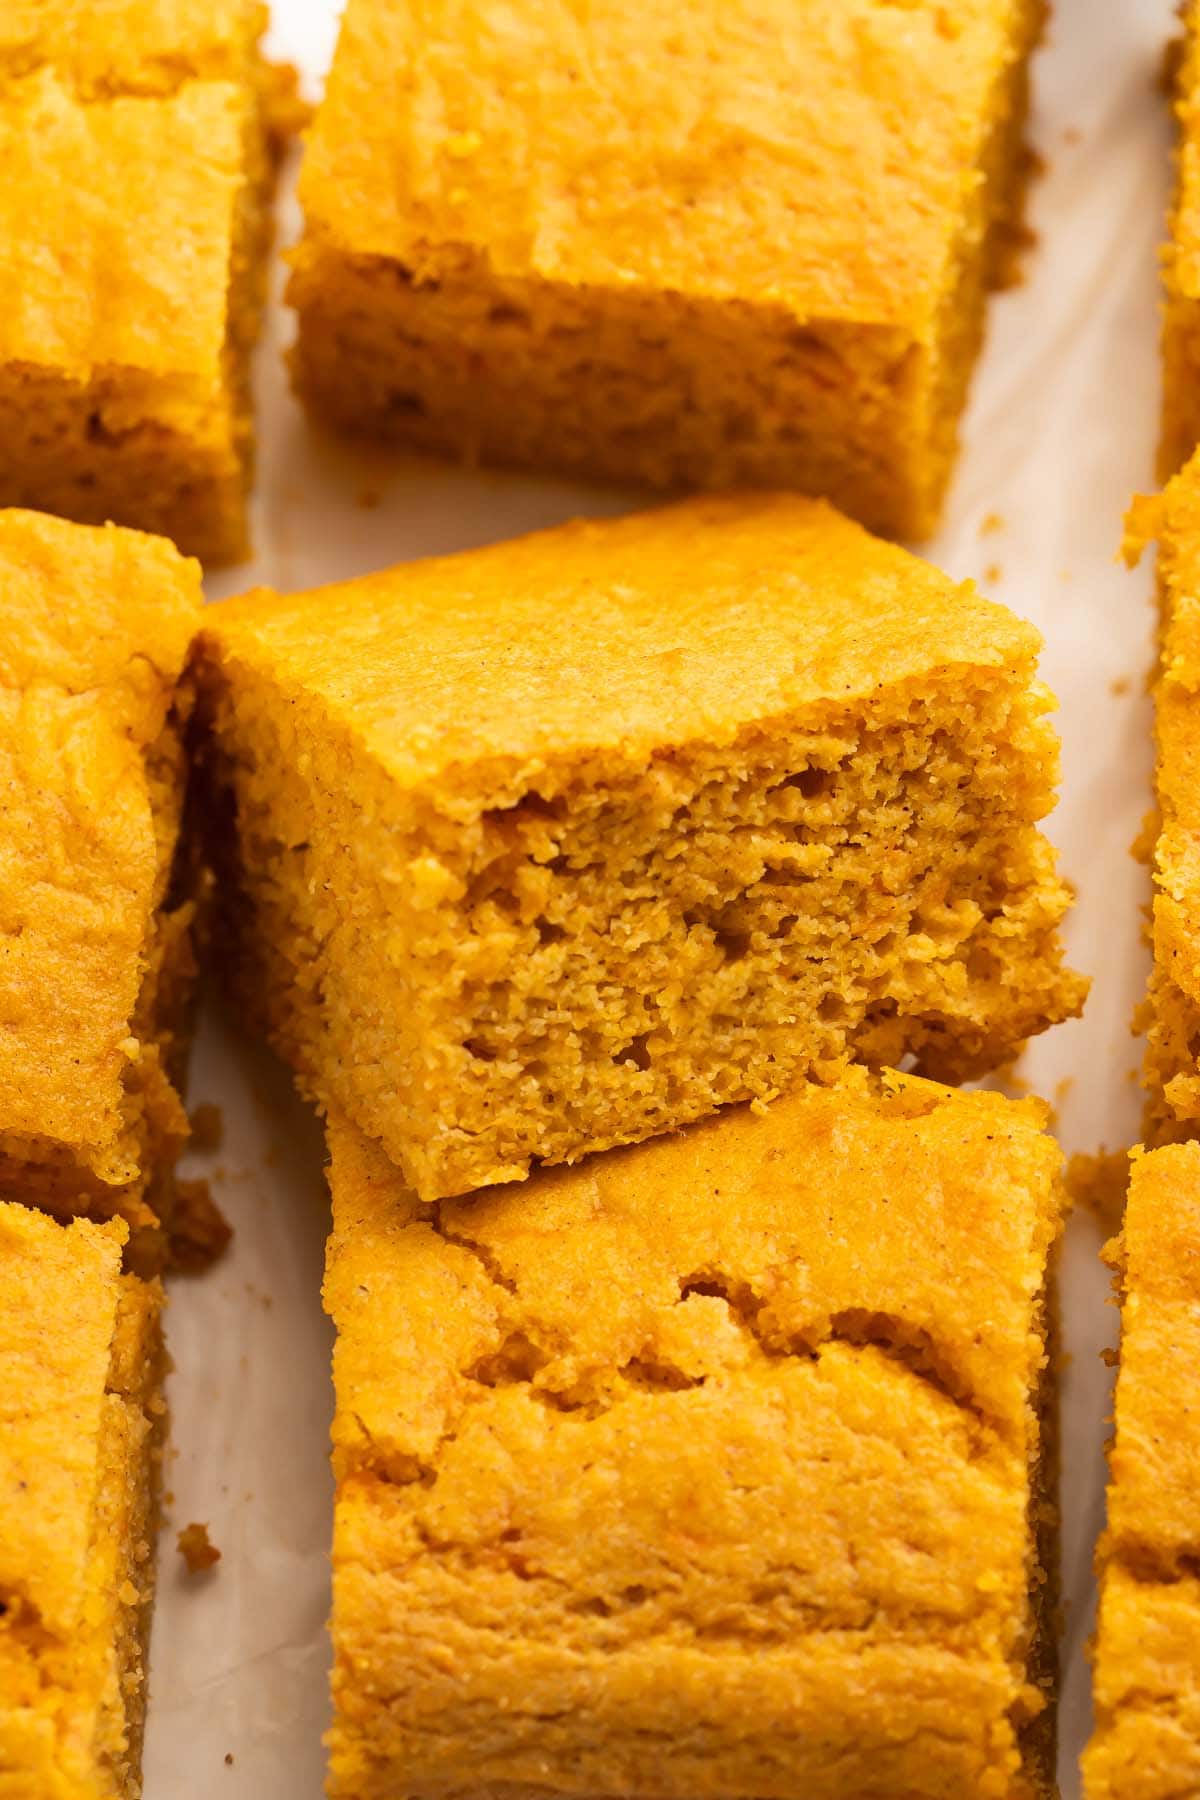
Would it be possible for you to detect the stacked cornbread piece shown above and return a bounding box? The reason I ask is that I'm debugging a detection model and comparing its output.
[194,490,1085,1794]
[287,0,1043,540]
[0,0,286,563]
[0,509,201,1794]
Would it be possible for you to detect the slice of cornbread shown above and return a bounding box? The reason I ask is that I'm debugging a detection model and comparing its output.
[0,1201,165,1799]
[1162,0,1200,478]
[323,1071,1063,1800]
[1126,456,1200,1143]
[0,0,282,564]
[195,492,1085,1204]
[288,0,1043,540]
[0,509,203,1266]
[1083,1143,1200,1800]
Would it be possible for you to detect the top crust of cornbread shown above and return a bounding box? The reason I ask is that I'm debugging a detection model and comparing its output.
[0,69,245,386]
[1085,1143,1200,1800]
[0,509,202,1181]
[0,1200,163,1797]
[325,1072,1062,1800]
[0,0,263,95]
[203,491,1045,795]
[300,0,1030,330]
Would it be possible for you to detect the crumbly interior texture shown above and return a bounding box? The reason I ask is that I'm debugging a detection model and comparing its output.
[1126,466,1200,1143]
[1083,1144,1200,1800]
[0,1,282,565]
[323,1072,1063,1800]
[0,510,203,1262]
[195,493,1085,1203]
[289,0,1043,540]
[0,1202,165,1798]
[1162,0,1200,479]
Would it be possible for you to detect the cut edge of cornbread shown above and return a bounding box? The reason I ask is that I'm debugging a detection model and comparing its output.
[1082,1142,1200,1800]
[1161,0,1200,481]
[0,1205,166,1798]
[321,1072,1063,1799]
[286,0,1044,541]
[0,510,205,1268]
[1126,469,1200,1145]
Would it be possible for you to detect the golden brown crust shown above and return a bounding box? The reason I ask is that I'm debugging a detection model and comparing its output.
[288,0,1044,538]
[196,492,1084,1203]
[0,1,279,563]
[323,1073,1063,1799]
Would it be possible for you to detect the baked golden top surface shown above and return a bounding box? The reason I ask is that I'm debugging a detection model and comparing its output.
[325,1073,1060,1790]
[205,491,1041,790]
[327,1074,1059,1475]
[1105,1143,1200,1566]
[0,67,243,380]
[0,509,201,1158]
[0,0,260,93]
[301,0,1028,326]
[0,1202,126,1633]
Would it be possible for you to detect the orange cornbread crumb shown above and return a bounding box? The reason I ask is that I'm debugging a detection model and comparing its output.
[323,1071,1063,1799]
[176,1522,221,1574]
[0,509,203,1262]
[0,1200,164,1797]
[289,0,1044,540]
[1084,1144,1200,1799]
[195,491,1084,1204]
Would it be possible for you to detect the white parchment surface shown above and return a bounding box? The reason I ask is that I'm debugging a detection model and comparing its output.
[142,2,1172,1791]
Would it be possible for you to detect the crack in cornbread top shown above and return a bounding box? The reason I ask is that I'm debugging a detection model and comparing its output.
[326,1071,1060,1481]
[301,0,1030,326]
[0,510,201,1166]
[325,1072,1062,1796]
[202,491,1046,799]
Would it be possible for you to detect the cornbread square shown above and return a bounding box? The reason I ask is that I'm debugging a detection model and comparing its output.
[1126,456,1200,1141]
[196,492,1085,1204]
[0,0,280,564]
[288,0,1043,540]
[1083,1144,1200,1800]
[323,1072,1063,1800]
[0,509,203,1264]
[0,1201,164,1799]
[1162,1,1200,478]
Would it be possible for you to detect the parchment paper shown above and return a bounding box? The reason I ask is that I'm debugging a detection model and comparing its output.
[142,3,1171,1790]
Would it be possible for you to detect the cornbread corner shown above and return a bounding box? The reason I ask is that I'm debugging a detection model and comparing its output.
[0,0,284,564]
[1083,1143,1200,1800]
[195,491,1085,1203]
[1162,0,1200,479]
[288,0,1044,540]
[0,1200,165,1799]
[0,509,204,1266]
[1127,453,1200,1143]
[323,1070,1063,1800]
